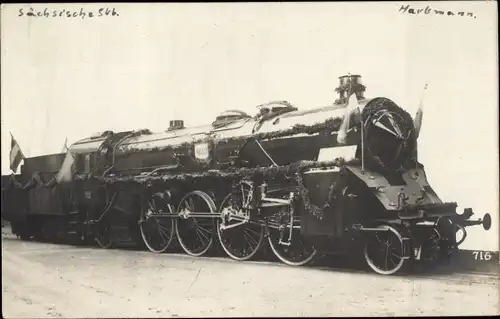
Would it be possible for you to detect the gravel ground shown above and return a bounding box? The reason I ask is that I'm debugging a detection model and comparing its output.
[2,230,499,318]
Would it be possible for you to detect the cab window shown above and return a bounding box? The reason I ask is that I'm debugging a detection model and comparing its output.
[83,154,91,173]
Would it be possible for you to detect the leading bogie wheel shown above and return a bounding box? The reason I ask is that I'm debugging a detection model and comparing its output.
[175,191,216,257]
[268,227,317,266]
[140,200,176,253]
[216,190,265,261]
[363,224,408,275]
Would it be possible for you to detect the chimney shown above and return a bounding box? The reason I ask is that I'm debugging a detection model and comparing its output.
[334,74,366,104]
[168,120,185,131]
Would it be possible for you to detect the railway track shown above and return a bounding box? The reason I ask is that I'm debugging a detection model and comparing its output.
[2,231,498,318]
[3,229,498,279]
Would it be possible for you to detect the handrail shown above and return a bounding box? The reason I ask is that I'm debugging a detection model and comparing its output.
[102,131,137,177]
[144,163,180,176]
[90,192,118,224]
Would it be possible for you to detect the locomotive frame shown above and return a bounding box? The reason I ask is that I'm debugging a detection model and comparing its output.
[2,74,491,275]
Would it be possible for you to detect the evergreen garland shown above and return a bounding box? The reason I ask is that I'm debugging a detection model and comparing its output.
[120,116,344,154]
[5,158,359,220]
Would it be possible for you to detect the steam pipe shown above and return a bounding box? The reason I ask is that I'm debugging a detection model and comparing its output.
[361,115,365,174]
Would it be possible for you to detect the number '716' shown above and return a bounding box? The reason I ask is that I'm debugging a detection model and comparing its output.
[473,251,492,260]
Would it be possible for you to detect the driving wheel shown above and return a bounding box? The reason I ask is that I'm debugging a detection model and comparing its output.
[217,189,265,261]
[268,227,317,266]
[140,199,176,253]
[175,191,216,257]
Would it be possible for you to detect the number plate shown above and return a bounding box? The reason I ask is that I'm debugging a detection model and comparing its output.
[194,143,210,160]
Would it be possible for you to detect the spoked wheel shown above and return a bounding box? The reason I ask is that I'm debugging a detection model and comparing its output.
[94,220,113,249]
[216,190,265,261]
[268,227,317,266]
[175,191,216,257]
[140,200,176,253]
[364,225,408,275]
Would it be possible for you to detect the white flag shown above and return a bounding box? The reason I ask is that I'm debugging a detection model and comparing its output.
[56,151,76,183]
[337,93,360,144]
[61,137,68,152]
[414,83,428,139]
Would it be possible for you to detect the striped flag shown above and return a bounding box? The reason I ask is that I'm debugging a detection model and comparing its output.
[9,133,25,173]
[56,150,76,183]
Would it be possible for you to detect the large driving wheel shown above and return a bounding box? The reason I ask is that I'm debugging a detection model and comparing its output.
[364,225,408,275]
[175,191,216,257]
[140,199,176,253]
[268,227,317,266]
[216,190,265,261]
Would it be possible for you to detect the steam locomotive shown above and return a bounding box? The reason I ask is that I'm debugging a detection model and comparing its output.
[1,74,491,275]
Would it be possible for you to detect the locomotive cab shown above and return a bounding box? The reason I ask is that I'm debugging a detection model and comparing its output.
[66,131,132,213]
[69,131,115,176]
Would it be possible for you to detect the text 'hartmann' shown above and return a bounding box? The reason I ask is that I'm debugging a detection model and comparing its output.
[399,4,476,18]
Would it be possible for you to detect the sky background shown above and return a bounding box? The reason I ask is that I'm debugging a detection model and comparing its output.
[1,2,498,250]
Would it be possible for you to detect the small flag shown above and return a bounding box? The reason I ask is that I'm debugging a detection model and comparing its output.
[414,83,428,139]
[9,133,25,173]
[61,137,68,152]
[56,150,76,183]
[337,92,360,144]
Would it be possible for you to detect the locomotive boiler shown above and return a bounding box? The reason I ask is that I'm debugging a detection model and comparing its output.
[2,74,491,275]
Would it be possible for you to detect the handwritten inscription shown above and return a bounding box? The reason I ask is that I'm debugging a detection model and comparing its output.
[18,7,119,19]
[399,4,476,19]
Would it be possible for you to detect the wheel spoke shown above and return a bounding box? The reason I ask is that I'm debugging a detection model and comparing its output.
[158,222,171,234]
[188,196,195,211]
[195,230,206,246]
[197,225,212,235]
[157,226,169,242]
[243,232,257,251]
[389,257,397,267]
[244,227,262,237]
[196,227,210,241]
[243,229,260,246]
